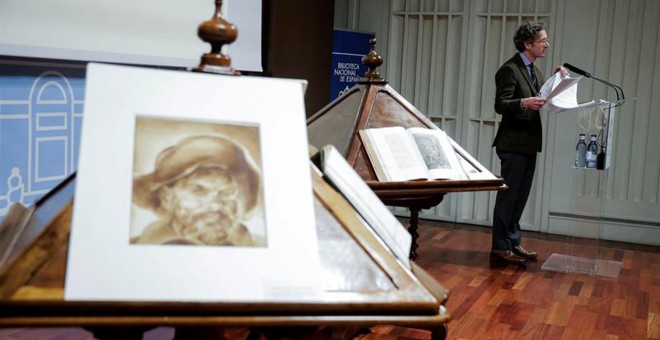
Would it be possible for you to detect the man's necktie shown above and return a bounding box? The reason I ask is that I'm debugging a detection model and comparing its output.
[529,64,538,91]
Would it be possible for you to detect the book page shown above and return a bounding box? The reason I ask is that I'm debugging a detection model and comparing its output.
[359,127,429,181]
[407,127,467,180]
[319,145,412,268]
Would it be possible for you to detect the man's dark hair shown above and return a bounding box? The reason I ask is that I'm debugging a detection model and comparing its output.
[513,22,545,52]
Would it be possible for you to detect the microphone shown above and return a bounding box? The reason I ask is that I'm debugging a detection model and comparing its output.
[563,63,591,78]
[563,63,625,105]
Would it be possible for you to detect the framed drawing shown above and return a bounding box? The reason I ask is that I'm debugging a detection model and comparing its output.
[65,63,318,302]
[129,117,267,247]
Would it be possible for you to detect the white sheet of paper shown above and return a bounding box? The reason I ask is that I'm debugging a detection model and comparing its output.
[540,72,582,102]
[539,72,608,114]
[65,63,319,302]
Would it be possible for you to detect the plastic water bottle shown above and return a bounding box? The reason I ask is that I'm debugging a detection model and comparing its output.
[575,134,587,167]
[586,135,598,169]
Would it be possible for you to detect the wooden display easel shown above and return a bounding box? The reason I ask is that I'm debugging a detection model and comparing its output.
[307,39,506,260]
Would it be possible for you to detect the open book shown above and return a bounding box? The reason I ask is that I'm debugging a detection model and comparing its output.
[313,145,412,267]
[359,126,467,182]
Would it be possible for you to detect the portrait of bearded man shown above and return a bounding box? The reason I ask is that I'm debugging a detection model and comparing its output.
[131,134,264,247]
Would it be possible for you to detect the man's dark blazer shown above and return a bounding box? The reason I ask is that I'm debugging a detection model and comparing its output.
[492,53,545,154]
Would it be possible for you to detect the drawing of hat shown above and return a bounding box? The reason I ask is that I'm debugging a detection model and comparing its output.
[132,135,260,213]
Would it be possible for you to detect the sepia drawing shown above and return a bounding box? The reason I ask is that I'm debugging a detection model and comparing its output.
[130,117,266,247]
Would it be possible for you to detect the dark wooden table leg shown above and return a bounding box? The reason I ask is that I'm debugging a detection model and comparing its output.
[408,207,421,261]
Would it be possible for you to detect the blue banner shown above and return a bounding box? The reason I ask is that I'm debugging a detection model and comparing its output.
[330,29,375,101]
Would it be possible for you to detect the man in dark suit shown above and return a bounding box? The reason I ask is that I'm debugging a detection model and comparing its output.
[491,22,557,265]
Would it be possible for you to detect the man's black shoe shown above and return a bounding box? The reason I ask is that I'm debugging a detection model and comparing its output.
[512,245,538,259]
[490,249,526,265]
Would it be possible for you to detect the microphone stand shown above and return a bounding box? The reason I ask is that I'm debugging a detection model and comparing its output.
[563,63,626,107]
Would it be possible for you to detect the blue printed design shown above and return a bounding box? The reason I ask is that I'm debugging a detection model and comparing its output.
[0,58,86,219]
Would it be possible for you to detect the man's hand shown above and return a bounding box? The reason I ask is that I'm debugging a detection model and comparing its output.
[522,97,547,111]
[554,65,569,78]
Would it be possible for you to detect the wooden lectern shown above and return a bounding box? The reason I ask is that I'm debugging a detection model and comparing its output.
[307,39,506,260]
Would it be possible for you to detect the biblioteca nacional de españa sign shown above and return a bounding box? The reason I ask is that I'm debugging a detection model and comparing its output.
[330,29,375,101]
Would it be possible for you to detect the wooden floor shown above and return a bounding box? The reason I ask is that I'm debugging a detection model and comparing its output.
[1,219,659,339]
[413,221,660,339]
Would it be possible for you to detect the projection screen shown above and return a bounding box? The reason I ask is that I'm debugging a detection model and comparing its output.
[0,0,262,72]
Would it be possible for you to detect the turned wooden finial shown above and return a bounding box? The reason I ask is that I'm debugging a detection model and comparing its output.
[193,0,240,75]
[359,38,386,83]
